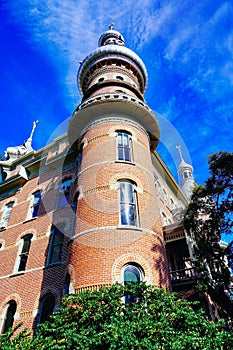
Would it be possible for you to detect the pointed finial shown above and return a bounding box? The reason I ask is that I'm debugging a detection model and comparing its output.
[108,23,114,30]
[28,120,38,143]
[176,145,184,162]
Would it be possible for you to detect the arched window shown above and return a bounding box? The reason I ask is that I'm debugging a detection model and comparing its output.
[123,264,144,302]
[38,293,55,325]
[0,202,14,230]
[47,226,64,265]
[117,131,132,162]
[29,191,41,219]
[124,264,143,284]
[57,179,71,209]
[119,180,138,226]
[1,300,17,334]
[18,234,33,272]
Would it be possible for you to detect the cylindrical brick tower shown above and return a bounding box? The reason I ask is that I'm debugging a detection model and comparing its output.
[68,27,169,292]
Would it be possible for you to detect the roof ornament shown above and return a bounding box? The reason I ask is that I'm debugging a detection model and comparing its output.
[176,145,184,162]
[98,24,125,47]
[3,120,38,163]
[27,120,38,145]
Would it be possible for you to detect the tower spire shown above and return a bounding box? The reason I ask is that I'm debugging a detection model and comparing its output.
[176,145,183,162]
[27,120,38,144]
[176,145,195,200]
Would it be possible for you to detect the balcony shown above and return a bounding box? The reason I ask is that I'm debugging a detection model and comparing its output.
[170,267,197,287]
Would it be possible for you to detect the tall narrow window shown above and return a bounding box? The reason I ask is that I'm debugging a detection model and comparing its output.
[29,191,41,218]
[18,234,33,272]
[57,179,71,209]
[117,131,132,162]
[0,202,14,229]
[162,212,168,226]
[38,293,55,324]
[119,180,138,226]
[77,144,83,173]
[2,300,17,334]
[47,226,64,265]
[63,273,70,295]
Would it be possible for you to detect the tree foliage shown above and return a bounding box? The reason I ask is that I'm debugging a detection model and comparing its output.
[1,283,233,349]
[184,151,233,315]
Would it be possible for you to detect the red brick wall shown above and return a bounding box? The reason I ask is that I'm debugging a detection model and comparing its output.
[70,118,169,290]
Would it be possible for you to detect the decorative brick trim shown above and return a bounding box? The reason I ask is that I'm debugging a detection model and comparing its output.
[75,283,112,294]
[112,253,152,284]
[19,310,33,318]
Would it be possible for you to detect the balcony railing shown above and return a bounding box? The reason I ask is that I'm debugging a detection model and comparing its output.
[170,267,197,283]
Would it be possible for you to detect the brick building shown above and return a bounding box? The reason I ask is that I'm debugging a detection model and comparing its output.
[0,27,196,333]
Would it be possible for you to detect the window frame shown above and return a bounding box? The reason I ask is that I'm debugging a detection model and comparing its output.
[1,300,17,334]
[56,179,71,209]
[0,202,14,228]
[118,180,138,227]
[17,234,33,272]
[116,131,133,163]
[37,293,55,325]
[28,190,41,219]
[47,226,64,266]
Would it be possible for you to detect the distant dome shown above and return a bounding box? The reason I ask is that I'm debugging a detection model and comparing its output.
[178,159,193,172]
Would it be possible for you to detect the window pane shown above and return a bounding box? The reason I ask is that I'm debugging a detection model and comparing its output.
[53,232,63,244]
[32,205,39,218]
[120,204,130,225]
[49,230,64,264]
[128,204,136,225]
[124,148,130,162]
[117,134,123,146]
[33,192,41,205]
[118,148,124,161]
[124,266,141,283]
[122,133,129,146]
[120,182,134,203]
[119,181,138,226]
[50,244,62,263]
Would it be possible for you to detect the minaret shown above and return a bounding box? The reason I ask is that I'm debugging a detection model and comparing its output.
[68,26,169,291]
[176,145,195,200]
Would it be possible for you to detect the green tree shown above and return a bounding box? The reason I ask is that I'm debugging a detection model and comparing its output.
[184,151,233,317]
[2,283,230,350]
[0,323,32,350]
[1,283,233,349]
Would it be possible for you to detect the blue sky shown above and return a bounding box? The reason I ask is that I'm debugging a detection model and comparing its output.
[1,0,233,185]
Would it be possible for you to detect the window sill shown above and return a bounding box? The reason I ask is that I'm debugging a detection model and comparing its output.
[117,225,142,231]
[9,271,25,278]
[115,160,135,166]
[23,217,37,224]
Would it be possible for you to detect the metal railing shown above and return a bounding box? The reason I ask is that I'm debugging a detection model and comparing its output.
[170,267,197,282]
